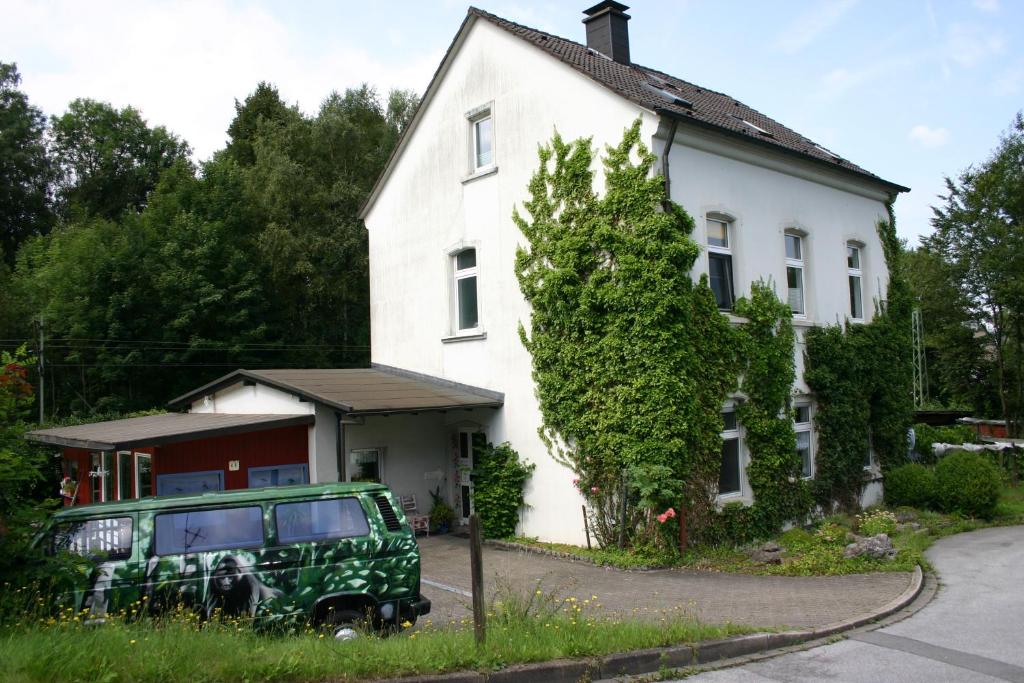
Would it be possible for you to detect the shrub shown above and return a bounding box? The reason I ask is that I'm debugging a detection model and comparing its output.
[934,450,1002,519]
[857,509,897,536]
[473,442,535,539]
[885,463,936,509]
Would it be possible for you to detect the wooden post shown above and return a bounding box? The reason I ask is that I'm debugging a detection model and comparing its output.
[582,505,592,550]
[469,513,486,645]
[618,470,627,550]
[677,501,688,553]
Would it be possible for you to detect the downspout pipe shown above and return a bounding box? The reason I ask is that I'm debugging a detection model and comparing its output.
[661,116,679,208]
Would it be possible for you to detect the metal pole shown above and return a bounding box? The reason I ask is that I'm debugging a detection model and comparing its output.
[469,513,486,645]
[618,470,627,550]
[38,315,44,424]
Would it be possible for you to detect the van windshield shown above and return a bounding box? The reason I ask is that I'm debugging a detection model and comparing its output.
[51,517,133,561]
[276,497,370,543]
[155,506,264,555]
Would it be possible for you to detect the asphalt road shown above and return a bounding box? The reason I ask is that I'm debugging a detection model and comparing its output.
[676,526,1024,682]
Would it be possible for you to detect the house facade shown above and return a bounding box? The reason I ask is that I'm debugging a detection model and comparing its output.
[358,2,907,543]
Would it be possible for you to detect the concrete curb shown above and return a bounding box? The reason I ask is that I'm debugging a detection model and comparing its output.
[484,539,663,571]
[381,564,925,682]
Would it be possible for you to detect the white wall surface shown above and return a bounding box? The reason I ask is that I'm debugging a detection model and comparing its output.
[363,16,895,542]
[189,383,314,416]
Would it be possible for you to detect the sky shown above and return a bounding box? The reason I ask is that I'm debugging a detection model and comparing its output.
[2,0,1022,245]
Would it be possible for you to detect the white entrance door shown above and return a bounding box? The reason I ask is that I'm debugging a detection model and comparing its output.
[456,430,487,525]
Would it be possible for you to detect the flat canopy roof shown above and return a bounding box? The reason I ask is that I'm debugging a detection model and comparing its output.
[25,412,315,451]
[168,364,505,416]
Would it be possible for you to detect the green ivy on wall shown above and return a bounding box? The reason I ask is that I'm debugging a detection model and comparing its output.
[805,208,914,509]
[731,281,813,540]
[514,120,737,547]
[472,441,535,539]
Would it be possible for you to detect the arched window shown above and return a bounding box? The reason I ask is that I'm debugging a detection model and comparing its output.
[784,230,806,316]
[706,215,735,310]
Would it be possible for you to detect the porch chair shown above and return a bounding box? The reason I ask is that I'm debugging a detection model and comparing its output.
[399,494,430,536]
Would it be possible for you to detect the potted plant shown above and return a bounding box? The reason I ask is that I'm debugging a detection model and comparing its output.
[429,487,455,534]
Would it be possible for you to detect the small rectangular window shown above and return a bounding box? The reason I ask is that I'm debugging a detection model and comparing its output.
[709,253,734,310]
[117,451,132,500]
[785,234,802,260]
[249,464,308,488]
[847,244,863,320]
[474,116,493,169]
[135,453,152,498]
[707,219,729,248]
[797,430,813,478]
[453,248,479,331]
[155,506,264,555]
[276,497,370,543]
[52,517,133,561]
[794,405,811,424]
[348,448,382,483]
[719,409,741,495]
[785,233,805,316]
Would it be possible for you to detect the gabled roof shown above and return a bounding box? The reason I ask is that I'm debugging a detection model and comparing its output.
[167,364,504,416]
[359,6,906,219]
[25,413,315,451]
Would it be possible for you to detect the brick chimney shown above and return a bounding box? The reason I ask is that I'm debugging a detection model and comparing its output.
[583,1,631,65]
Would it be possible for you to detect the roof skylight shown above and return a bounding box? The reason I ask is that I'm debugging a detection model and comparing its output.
[730,115,773,137]
[813,144,842,159]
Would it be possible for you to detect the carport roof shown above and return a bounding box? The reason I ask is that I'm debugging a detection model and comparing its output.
[167,364,504,416]
[25,412,315,451]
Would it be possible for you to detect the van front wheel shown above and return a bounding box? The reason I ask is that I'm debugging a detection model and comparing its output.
[322,609,366,641]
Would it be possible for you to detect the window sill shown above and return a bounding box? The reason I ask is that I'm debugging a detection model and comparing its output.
[442,331,488,344]
[462,165,498,184]
[723,312,749,324]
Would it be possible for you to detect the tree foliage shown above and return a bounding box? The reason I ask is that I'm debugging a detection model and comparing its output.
[514,120,737,547]
[925,113,1024,436]
[472,441,535,539]
[50,99,191,220]
[0,62,52,263]
[6,82,418,417]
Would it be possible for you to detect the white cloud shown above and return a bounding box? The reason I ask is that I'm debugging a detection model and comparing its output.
[947,23,1005,67]
[973,0,999,12]
[908,125,951,148]
[993,61,1024,95]
[774,0,859,55]
[1,0,442,160]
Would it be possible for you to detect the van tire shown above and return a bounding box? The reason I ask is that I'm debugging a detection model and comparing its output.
[323,609,366,641]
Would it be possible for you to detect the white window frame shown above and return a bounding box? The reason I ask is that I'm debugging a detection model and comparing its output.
[784,231,806,318]
[134,452,152,498]
[467,105,494,171]
[847,242,864,321]
[706,215,735,311]
[718,405,743,498]
[452,247,480,334]
[794,403,814,479]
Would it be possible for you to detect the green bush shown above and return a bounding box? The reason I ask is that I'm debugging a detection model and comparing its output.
[885,463,937,509]
[473,442,535,539]
[934,450,1001,519]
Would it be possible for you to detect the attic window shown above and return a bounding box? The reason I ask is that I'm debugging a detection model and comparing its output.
[642,81,693,108]
[814,144,841,159]
[731,115,772,137]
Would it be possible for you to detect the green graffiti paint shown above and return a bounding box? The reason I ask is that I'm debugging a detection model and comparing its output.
[41,483,429,630]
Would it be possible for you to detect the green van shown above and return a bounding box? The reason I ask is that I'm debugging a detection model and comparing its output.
[41,482,430,638]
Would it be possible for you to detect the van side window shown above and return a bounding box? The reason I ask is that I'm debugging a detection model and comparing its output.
[52,517,133,561]
[155,506,263,555]
[276,498,370,543]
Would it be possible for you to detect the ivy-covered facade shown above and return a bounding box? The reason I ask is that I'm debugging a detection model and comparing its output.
[359,3,911,545]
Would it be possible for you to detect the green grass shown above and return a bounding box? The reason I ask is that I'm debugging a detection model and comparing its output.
[0,606,754,683]
[512,485,1024,577]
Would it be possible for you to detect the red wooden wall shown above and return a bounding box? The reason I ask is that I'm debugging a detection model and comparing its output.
[61,424,308,505]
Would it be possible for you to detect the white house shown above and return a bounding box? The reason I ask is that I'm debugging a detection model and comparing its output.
[357,2,907,543]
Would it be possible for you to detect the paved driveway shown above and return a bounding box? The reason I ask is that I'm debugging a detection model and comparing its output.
[415,534,914,630]
[679,526,1024,682]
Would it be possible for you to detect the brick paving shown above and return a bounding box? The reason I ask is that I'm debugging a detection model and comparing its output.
[416,535,914,630]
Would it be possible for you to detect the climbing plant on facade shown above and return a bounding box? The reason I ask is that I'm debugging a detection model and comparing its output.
[805,207,914,510]
[731,281,812,540]
[514,120,736,548]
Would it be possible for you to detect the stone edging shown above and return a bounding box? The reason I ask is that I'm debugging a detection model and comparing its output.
[379,564,924,682]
